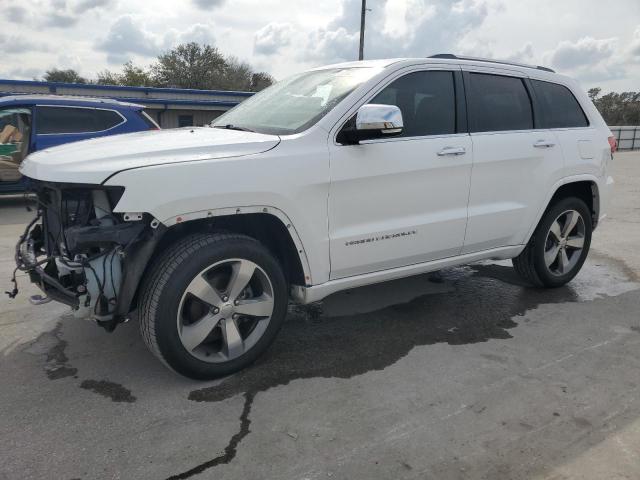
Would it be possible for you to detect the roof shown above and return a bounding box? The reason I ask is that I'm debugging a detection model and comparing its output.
[0,78,253,98]
[0,94,144,109]
[317,56,559,78]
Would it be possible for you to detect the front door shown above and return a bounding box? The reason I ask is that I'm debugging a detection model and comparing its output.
[328,69,473,279]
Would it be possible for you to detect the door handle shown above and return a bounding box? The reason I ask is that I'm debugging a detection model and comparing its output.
[533,140,555,148]
[437,146,466,156]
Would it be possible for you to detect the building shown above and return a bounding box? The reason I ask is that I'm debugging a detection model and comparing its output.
[0,79,253,129]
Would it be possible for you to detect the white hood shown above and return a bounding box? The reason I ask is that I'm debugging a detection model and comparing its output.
[20,127,281,184]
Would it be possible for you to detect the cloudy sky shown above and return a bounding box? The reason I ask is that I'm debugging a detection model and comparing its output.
[1,0,639,92]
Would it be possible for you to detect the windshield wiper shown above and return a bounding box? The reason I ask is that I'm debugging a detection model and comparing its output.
[213,124,254,133]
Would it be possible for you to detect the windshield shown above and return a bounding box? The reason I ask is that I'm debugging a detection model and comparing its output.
[211,67,380,135]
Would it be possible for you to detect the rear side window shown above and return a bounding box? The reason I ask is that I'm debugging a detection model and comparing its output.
[531,80,589,128]
[467,73,533,132]
[36,107,124,134]
[369,70,456,137]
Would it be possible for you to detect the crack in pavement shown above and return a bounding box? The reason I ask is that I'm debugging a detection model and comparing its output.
[165,391,254,480]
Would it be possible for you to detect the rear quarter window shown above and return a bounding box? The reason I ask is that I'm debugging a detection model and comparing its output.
[467,73,533,133]
[36,107,124,134]
[531,80,589,128]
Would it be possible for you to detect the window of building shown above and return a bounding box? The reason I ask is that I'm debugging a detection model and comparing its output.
[369,70,456,137]
[531,80,589,128]
[37,107,124,134]
[178,115,194,128]
[467,73,533,132]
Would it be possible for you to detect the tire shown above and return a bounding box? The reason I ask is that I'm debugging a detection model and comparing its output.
[138,232,288,380]
[513,197,592,288]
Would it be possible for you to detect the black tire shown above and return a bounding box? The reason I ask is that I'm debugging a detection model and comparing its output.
[513,197,592,288]
[138,232,288,380]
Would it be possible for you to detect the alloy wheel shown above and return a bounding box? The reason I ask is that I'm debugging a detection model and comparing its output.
[176,258,274,363]
[543,209,586,276]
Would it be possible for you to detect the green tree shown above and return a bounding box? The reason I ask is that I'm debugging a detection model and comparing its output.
[43,68,87,84]
[589,87,640,125]
[152,42,227,90]
[250,72,274,91]
[95,69,121,85]
[97,62,155,87]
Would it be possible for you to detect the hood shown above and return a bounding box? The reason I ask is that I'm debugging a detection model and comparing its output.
[20,127,280,184]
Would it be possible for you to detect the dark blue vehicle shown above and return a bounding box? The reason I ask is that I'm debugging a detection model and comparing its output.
[0,95,159,193]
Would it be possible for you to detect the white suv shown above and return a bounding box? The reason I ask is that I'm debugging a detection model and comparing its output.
[15,55,616,379]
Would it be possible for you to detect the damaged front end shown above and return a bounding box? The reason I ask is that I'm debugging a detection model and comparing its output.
[13,180,165,331]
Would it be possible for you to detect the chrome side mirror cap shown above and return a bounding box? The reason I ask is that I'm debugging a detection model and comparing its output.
[356,104,404,134]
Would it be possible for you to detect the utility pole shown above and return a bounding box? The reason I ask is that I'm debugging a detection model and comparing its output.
[358,0,366,60]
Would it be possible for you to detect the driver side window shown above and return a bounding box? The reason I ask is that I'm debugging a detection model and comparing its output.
[370,71,456,138]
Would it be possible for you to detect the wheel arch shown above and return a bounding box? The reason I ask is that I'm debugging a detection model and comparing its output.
[123,207,311,316]
[524,176,601,245]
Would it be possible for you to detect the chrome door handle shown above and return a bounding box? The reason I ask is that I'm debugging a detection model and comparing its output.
[533,140,555,148]
[437,146,466,156]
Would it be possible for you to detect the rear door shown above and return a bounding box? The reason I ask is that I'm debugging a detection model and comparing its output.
[461,69,565,253]
[529,79,598,178]
[34,105,127,150]
[328,68,473,279]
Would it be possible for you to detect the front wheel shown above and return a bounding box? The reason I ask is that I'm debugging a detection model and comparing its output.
[513,197,592,288]
[138,233,288,379]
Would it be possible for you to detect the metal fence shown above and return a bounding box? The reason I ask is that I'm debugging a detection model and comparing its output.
[610,126,640,150]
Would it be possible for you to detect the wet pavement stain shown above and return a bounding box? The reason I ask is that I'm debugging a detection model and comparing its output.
[80,380,137,403]
[24,322,78,380]
[171,264,580,478]
[189,264,578,403]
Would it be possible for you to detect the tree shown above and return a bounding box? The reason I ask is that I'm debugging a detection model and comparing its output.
[152,42,227,90]
[589,87,640,126]
[250,72,274,91]
[43,68,87,84]
[95,69,121,86]
[588,87,601,102]
[96,62,156,87]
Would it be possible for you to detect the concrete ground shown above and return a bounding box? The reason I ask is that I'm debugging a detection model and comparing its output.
[1,152,639,480]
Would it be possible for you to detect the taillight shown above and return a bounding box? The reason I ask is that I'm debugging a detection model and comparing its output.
[608,135,617,154]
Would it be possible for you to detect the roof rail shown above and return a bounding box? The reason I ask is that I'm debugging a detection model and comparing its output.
[428,54,555,73]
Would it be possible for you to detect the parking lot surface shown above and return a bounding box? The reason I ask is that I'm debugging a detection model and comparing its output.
[1,152,640,480]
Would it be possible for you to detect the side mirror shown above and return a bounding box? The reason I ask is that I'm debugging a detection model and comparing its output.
[337,104,404,144]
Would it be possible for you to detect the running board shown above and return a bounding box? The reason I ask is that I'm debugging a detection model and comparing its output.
[291,245,523,304]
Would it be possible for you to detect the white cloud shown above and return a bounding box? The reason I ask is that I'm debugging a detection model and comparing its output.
[74,0,114,14]
[547,37,618,70]
[630,26,640,58]
[163,23,217,50]
[96,16,161,63]
[254,23,294,56]
[7,6,27,23]
[0,0,639,92]
[192,0,225,9]
[0,34,52,54]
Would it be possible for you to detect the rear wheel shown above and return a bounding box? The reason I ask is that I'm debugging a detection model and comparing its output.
[513,197,592,287]
[138,233,288,379]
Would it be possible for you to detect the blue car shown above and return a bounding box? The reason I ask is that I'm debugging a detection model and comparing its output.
[0,95,159,193]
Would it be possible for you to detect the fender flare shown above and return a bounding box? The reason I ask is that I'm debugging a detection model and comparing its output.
[160,205,314,284]
[523,174,601,244]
